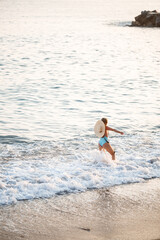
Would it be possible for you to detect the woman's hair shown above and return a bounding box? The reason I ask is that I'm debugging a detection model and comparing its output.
[101,118,108,125]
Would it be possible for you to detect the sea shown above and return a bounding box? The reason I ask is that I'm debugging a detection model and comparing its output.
[0,0,160,205]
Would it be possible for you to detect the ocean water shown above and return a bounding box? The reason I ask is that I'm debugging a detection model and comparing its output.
[0,0,160,205]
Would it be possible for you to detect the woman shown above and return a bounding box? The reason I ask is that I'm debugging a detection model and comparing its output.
[94,118,124,160]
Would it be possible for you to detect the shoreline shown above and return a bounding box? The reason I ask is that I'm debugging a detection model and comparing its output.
[0,178,160,240]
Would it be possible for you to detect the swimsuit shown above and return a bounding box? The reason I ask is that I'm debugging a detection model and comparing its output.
[99,136,109,147]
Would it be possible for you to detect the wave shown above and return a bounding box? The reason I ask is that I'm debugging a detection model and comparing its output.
[105,21,132,27]
[0,135,160,205]
[0,135,29,145]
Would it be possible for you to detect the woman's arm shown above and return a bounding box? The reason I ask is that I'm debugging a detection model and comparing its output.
[106,126,124,135]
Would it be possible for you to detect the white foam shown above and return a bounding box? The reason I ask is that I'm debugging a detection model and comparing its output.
[0,143,160,205]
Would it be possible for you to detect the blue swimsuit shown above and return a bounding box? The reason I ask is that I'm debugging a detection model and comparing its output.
[99,136,109,147]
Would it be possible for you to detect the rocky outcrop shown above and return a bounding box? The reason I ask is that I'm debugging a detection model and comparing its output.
[131,10,160,27]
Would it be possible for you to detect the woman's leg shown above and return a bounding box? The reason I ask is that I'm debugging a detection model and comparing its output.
[102,142,115,160]
[98,144,103,151]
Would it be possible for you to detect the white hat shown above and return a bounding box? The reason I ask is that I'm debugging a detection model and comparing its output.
[94,120,105,138]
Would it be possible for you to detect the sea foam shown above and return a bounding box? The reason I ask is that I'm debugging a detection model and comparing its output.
[0,139,160,205]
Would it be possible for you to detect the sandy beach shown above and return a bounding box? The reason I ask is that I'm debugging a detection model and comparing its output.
[0,178,160,240]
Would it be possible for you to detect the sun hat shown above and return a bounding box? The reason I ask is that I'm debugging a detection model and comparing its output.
[94,120,105,138]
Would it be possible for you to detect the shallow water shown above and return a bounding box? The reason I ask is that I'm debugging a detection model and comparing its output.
[0,0,160,205]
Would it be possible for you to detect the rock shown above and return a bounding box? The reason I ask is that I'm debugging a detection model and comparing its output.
[145,21,154,27]
[130,10,160,27]
[155,14,160,26]
[135,14,147,25]
[131,21,141,26]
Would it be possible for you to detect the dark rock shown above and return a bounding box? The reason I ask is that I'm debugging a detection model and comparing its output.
[152,10,158,13]
[131,21,141,26]
[130,10,160,27]
[145,21,154,27]
[155,14,160,26]
[135,13,148,24]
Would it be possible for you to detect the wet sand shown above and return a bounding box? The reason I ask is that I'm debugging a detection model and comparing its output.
[0,178,160,240]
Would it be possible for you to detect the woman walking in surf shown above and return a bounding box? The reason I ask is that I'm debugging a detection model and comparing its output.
[94,118,124,160]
